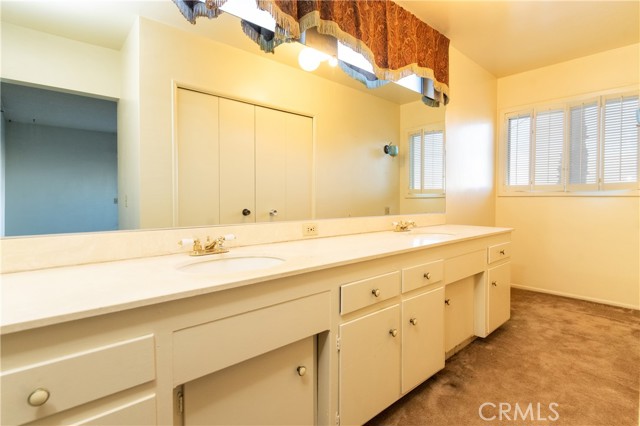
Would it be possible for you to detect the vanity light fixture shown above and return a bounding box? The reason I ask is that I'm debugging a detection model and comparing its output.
[298,47,337,72]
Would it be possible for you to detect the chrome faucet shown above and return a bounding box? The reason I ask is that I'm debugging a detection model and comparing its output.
[392,220,416,232]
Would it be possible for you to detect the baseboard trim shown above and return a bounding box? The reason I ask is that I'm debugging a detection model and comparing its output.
[510,284,639,311]
[445,335,477,360]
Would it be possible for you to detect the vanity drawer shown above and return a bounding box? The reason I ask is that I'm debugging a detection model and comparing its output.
[341,271,401,315]
[1,334,156,426]
[402,260,444,293]
[173,292,330,385]
[444,250,485,284]
[488,242,512,264]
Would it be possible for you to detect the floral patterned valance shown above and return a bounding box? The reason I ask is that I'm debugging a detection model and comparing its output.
[172,0,449,106]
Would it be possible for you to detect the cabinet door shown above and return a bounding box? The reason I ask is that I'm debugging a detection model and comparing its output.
[487,262,511,333]
[219,98,255,224]
[183,337,315,426]
[255,107,312,222]
[175,89,220,226]
[444,277,475,353]
[402,287,444,394]
[339,305,401,426]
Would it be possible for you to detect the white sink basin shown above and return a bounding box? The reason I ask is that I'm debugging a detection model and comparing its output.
[178,256,285,274]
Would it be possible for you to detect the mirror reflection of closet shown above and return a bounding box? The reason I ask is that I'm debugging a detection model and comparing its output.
[175,88,312,226]
[0,83,118,236]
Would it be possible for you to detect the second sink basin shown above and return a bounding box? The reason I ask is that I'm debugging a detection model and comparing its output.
[178,256,285,274]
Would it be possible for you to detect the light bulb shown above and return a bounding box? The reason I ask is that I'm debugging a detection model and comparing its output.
[298,47,321,72]
[327,56,338,67]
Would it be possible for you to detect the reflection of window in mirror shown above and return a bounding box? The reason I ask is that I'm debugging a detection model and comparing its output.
[407,124,446,197]
[0,83,118,237]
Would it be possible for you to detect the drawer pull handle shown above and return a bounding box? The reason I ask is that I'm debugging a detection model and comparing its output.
[500,250,505,255]
[297,366,307,377]
[27,388,50,407]
[372,288,381,297]
[492,281,498,287]
[444,298,451,306]
[389,328,398,337]
[424,272,431,280]
[409,317,418,326]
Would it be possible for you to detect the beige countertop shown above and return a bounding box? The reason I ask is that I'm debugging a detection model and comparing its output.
[1,225,511,335]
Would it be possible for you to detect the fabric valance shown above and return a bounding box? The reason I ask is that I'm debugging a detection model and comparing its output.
[172,0,449,106]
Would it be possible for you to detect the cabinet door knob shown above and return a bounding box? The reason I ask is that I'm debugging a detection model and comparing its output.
[389,328,398,337]
[500,249,505,255]
[424,272,431,280]
[297,366,307,376]
[492,281,498,287]
[371,288,381,297]
[444,298,450,306]
[409,317,418,326]
[27,388,50,407]
[242,208,251,216]
[269,209,278,216]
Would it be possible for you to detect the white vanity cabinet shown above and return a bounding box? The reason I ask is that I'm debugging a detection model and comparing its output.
[444,277,476,353]
[339,260,446,426]
[0,333,157,426]
[182,337,315,425]
[0,225,513,426]
[174,292,330,426]
[339,304,402,426]
[485,242,512,334]
[338,271,402,426]
[401,286,445,393]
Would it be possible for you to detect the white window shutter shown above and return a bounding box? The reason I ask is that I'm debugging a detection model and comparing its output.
[423,130,444,191]
[602,95,639,189]
[506,113,531,188]
[568,101,599,190]
[533,109,564,189]
[409,131,422,191]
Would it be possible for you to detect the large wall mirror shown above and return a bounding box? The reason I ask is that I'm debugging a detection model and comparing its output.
[0,0,445,237]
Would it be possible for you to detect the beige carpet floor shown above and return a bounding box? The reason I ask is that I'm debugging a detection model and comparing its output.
[366,288,640,426]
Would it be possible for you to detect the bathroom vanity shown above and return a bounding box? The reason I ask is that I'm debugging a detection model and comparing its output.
[0,225,511,426]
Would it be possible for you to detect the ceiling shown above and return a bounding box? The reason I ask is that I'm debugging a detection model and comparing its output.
[2,0,638,80]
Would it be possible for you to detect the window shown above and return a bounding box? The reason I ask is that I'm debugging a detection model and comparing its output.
[568,100,599,189]
[408,126,445,195]
[506,113,531,188]
[503,91,639,193]
[534,109,564,189]
[603,95,639,188]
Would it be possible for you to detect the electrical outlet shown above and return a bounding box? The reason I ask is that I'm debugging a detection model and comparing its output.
[303,223,318,236]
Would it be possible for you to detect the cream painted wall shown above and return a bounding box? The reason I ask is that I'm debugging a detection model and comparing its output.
[496,44,640,308]
[443,46,497,226]
[135,18,401,228]
[0,22,120,99]
[117,20,141,230]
